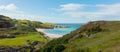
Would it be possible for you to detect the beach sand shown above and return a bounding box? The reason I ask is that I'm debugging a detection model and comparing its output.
[36,29,63,39]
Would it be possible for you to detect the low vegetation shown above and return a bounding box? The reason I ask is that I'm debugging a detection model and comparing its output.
[0,15,47,51]
[1,15,120,52]
[40,21,120,52]
[0,32,46,46]
[0,15,69,52]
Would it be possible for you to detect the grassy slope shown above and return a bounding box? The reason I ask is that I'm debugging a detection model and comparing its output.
[0,15,47,47]
[0,32,47,47]
[41,21,120,52]
[64,21,120,52]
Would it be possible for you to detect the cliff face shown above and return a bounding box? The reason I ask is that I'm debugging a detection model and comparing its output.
[41,21,120,52]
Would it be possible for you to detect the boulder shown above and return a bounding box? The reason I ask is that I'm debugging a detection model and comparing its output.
[7,35,15,38]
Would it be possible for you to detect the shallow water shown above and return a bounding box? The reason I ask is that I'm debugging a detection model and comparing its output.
[44,23,84,35]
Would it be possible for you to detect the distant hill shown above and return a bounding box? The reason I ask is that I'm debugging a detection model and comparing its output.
[0,15,67,38]
[0,15,47,50]
[0,15,63,29]
[0,15,40,37]
[0,15,69,52]
[40,21,120,52]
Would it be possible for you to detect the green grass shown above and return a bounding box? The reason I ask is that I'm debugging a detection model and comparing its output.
[0,15,47,47]
[63,21,120,52]
[0,32,47,47]
[37,21,120,52]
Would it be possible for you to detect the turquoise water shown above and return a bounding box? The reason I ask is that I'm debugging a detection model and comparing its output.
[44,23,84,35]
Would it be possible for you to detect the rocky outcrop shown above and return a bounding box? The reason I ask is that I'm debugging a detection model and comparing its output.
[0,15,14,28]
[54,25,69,28]
[0,34,15,38]
[0,40,45,52]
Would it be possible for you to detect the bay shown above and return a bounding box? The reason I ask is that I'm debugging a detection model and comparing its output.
[44,23,84,35]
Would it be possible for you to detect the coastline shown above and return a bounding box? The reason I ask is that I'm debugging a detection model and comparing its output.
[36,29,63,39]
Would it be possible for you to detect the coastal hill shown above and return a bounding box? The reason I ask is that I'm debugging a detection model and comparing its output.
[1,15,120,52]
[0,15,47,48]
[0,15,15,28]
[41,21,120,52]
[0,15,68,52]
[0,15,67,39]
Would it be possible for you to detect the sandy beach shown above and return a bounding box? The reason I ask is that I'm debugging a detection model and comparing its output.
[36,29,63,39]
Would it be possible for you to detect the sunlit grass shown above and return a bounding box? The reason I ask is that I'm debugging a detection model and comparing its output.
[64,21,120,52]
[0,32,47,47]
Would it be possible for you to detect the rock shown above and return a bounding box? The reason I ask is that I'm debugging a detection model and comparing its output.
[32,41,39,46]
[7,35,15,38]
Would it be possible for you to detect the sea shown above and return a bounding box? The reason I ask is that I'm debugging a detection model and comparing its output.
[44,23,84,35]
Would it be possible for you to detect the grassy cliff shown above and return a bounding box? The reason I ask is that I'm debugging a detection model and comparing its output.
[41,21,120,52]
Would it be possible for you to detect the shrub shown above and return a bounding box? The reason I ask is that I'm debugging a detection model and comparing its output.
[51,44,65,52]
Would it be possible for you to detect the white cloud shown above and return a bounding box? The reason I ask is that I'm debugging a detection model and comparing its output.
[59,3,85,11]
[0,12,75,23]
[1,3,120,23]
[0,12,47,22]
[0,4,52,23]
[62,3,120,21]
[0,4,18,11]
[5,4,18,11]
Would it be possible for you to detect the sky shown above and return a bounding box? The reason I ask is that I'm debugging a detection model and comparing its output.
[0,0,120,23]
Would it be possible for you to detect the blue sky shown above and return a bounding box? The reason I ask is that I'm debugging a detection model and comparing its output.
[0,0,120,23]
